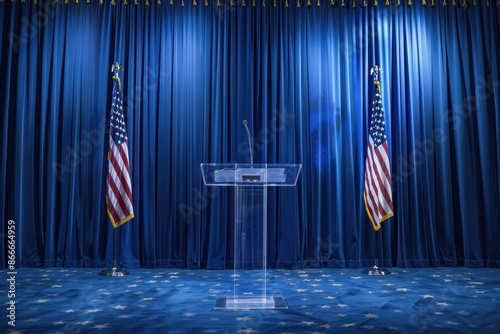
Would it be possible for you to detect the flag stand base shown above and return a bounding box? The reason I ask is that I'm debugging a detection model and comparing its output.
[362,265,392,276]
[362,259,391,275]
[99,267,129,277]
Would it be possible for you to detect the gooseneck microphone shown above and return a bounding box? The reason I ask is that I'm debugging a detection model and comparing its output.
[242,120,254,165]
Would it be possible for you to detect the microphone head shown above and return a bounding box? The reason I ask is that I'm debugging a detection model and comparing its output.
[243,120,248,125]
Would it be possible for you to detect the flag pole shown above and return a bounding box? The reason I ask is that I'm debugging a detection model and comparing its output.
[362,65,392,276]
[365,229,391,275]
[99,62,130,277]
[99,226,129,276]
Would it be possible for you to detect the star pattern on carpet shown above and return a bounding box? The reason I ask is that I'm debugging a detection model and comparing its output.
[6,268,500,333]
[91,323,109,330]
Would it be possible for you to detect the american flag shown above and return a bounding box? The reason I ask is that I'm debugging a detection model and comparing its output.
[106,77,134,228]
[363,77,394,231]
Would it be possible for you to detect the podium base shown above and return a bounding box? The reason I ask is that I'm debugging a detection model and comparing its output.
[214,296,288,310]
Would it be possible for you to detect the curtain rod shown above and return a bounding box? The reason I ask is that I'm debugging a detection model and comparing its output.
[8,0,494,8]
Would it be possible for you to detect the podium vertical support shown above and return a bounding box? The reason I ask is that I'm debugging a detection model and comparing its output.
[201,163,302,310]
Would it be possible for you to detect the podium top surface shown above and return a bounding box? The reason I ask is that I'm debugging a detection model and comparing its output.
[200,163,302,186]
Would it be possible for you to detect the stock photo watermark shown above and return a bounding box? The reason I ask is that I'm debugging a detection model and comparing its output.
[52,119,108,182]
[6,220,17,327]
[408,274,462,333]
[51,66,170,182]
[8,2,59,54]
[391,73,500,190]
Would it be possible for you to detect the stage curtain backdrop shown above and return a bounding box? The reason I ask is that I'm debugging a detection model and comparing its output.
[1,2,499,269]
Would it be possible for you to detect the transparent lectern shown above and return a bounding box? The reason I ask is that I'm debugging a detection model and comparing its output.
[200,163,302,310]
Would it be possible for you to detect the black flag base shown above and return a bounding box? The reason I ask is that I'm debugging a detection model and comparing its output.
[361,265,392,276]
[99,267,130,277]
[361,259,392,275]
[98,257,129,277]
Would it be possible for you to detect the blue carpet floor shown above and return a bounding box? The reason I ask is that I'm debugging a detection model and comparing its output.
[1,267,500,333]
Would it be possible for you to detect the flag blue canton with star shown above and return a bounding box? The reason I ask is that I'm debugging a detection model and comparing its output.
[369,92,387,148]
[110,86,128,145]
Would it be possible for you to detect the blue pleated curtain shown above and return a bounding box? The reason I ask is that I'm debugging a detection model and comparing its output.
[1,1,499,269]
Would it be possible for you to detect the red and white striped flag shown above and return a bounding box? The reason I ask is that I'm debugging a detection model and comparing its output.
[106,76,134,228]
[364,72,394,231]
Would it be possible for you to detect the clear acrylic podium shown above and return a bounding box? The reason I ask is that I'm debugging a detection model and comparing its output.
[200,163,302,310]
